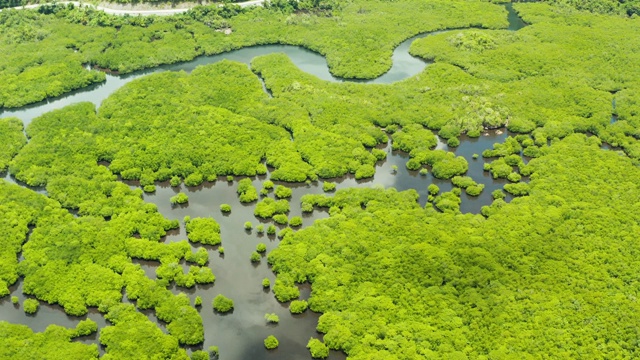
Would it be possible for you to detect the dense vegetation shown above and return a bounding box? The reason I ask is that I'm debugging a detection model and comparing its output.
[0,321,99,359]
[2,0,640,358]
[268,134,640,358]
[409,3,640,162]
[0,0,507,108]
[0,175,204,354]
[101,303,190,359]
[185,216,222,245]
[0,118,26,171]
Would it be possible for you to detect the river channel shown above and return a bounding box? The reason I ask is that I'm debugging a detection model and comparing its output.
[0,5,526,359]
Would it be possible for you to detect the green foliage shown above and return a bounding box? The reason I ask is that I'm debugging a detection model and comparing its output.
[266,135,640,359]
[191,350,208,360]
[507,171,522,182]
[278,227,294,240]
[504,181,530,196]
[433,190,461,213]
[184,172,204,187]
[483,137,522,158]
[372,148,386,161]
[0,181,52,297]
[431,154,468,179]
[220,203,232,213]
[0,1,507,109]
[5,2,640,358]
[408,3,636,156]
[72,319,98,337]
[289,300,308,314]
[212,294,234,313]
[262,278,271,288]
[307,338,329,359]
[0,118,26,171]
[185,217,221,246]
[275,185,293,199]
[492,189,506,199]
[255,198,290,218]
[237,178,258,203]
[486,158,513,179]
[355,164,376,179]
[10,296,18,304]
[23,298,39,314]
[323,182,336,192]
[122,266,204,345]
[451,175,477,189]
[187,247,212,268]
[273,214,289,225]
[156,263,215,288]
[218,246,225,255]
[0,177,203,349]
[256,224,265,233]
[250,251,261,263]
[170,193,189,205]
[264,335,279,350]
[428,183,440,196]
[244,221,253,230]
[194,296,203,307]
[0,322,99,359]
[451,176,484,196]
[265,313,280,324]
[263,180,274,190]
[302,201,314,213]
[256,243,267,253]
[392,124,438,152]
[17,82,353,359]
[465,184,484,196]
[101,304,189,359]
[272,274,300,302]
[267,225,277,235]
[289,216,303,227]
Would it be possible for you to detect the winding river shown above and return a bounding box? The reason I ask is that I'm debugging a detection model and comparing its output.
[0,5,526,360]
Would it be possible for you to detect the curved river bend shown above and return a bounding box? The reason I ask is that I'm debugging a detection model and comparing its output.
[0,5,525,360]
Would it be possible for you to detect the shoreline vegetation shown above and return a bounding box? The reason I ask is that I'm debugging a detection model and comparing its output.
[0,0,508,108]
[2,0,640,359]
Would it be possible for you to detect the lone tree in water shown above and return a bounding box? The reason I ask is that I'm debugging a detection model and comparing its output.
[212,295,234,313]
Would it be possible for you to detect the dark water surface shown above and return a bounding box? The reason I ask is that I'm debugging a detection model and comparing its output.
[0,6,527,359]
